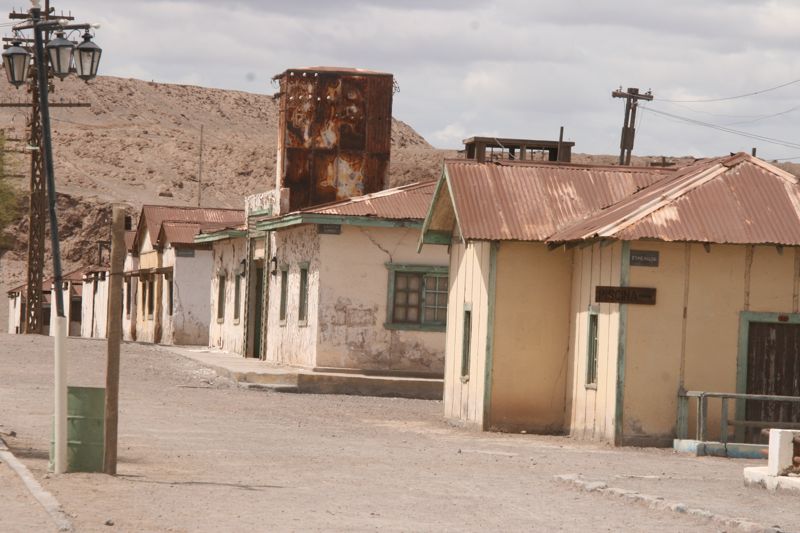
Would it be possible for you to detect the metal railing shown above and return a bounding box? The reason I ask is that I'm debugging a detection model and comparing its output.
[677,390,800,443]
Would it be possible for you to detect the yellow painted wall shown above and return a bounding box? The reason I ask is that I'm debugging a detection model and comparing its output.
[443,240,491,428]
[567,242,622,443]
[623,241,687,445]
[487,242,572,433]
[622,243,799,444]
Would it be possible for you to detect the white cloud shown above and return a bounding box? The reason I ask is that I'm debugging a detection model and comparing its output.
[33,0,800,159]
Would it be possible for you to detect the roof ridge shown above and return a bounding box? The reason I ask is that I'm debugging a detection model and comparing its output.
[296,180,436,213]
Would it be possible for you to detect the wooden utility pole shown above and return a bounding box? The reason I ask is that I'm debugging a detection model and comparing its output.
[103,205,125,475]
[612,87,653,166]
[197,124,203,207]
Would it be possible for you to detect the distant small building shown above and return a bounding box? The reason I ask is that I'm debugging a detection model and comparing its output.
[126,205,244,346]
[8,267,87,337]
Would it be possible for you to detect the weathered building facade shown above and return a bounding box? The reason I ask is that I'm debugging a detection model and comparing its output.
[250,181,448,374]
[422,154,800,446]
[126,206,244,346]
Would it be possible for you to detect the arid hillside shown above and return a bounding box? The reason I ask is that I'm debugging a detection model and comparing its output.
[0,76,455,295]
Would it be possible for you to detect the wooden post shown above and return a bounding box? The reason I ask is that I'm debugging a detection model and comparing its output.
[103,205,125,475]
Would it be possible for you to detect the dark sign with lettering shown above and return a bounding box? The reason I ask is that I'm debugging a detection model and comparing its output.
[595,286,656,305]
[318,224,341,235]
[630,249,659,267]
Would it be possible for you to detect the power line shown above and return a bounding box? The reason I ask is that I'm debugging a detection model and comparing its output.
[640,105,800,150]
[657,77,800,103]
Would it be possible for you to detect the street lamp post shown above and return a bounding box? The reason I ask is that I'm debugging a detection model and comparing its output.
[3,0,101,474]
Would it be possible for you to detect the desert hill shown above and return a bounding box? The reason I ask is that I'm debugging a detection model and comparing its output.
[0,76,455,298]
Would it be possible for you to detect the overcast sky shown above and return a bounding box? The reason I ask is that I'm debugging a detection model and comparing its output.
[22,0,800,159]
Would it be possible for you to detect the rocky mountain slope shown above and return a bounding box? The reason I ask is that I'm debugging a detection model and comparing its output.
[0,76,454,294]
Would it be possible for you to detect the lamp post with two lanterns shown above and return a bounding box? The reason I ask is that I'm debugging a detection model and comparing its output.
[2,0,101,474]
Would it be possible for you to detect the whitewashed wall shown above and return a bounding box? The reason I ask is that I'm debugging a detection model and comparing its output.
[172,248,212,346]
[80,274,109,339]
[316,225,448,373]
[208,237,247,355]
[7,294,20,334]
[123,252,139,341]
[265,225,319,367]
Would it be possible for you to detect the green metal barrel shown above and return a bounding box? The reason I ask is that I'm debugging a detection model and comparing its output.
[50,386,105,473]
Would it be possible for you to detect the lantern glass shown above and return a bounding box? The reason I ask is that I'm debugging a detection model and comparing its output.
[2,43,30,87]
[45,33,74,79]
[75,33,101,81]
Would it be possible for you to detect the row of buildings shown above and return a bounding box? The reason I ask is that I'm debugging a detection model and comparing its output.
[8,66,800,448]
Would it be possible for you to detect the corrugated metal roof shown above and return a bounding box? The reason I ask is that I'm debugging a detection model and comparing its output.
[443,160,672,241]
[299,180,437,220]
[159,222,203,246]
[549,153,800,245]
[136,205,244,249]
[7,266,88,296]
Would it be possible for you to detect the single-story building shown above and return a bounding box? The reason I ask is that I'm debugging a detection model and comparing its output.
[422,153,800,446]
[127,205,244,346]
[8,267,86,336]
[235,181,449,375]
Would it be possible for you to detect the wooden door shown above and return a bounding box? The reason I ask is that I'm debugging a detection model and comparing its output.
[745,321,800,439]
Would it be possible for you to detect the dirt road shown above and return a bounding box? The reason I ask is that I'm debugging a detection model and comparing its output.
[0,333,795,532]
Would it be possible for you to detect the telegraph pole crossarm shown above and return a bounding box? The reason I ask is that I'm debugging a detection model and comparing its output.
[612,87,653,166]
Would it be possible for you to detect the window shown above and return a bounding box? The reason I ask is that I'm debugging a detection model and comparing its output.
[298,264,309,325]
[279,267,288,324]
[167,277,174,316]
[385,264,448,331]
[461,307,472,381]
[176,248,195,258]
[233,274,241,322]
[147,278,155,319]
[586,312,599,387]
[217,274,226,322]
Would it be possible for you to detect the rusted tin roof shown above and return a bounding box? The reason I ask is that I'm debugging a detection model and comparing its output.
[435,160,671,241]
[302,180,436,220]
[549,153,800,245]
[158,222,203,246]
[135,206,244,249]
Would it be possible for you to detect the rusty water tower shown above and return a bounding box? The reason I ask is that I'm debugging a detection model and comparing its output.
[273,66,394,211]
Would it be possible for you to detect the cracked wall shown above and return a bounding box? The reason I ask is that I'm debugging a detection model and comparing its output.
[316,225,447,373]
[209,237,247,355]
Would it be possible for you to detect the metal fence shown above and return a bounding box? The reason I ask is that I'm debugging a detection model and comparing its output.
[677,390,800,443]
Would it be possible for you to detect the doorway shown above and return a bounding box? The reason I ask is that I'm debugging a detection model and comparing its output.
[743,317,800,441]
[251,265,264,358]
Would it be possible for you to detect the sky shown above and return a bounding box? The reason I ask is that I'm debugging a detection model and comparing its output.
[10,0,800,159]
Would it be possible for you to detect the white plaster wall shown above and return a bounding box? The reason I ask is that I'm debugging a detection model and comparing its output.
[265,225,319,367]
[172,248,212,346]
[80,276,109,339]
[316,225,448,373]
[123,253,139,341]
[7,295,20,334]
[208,238,247,355]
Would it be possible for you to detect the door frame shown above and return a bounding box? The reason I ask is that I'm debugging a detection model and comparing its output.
[736,311,800,427]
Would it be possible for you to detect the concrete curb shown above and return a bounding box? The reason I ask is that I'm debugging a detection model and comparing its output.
[554,474,782,533]
[0,437,73,532]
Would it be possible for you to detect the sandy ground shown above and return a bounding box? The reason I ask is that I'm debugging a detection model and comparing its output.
[0,333,797,532]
